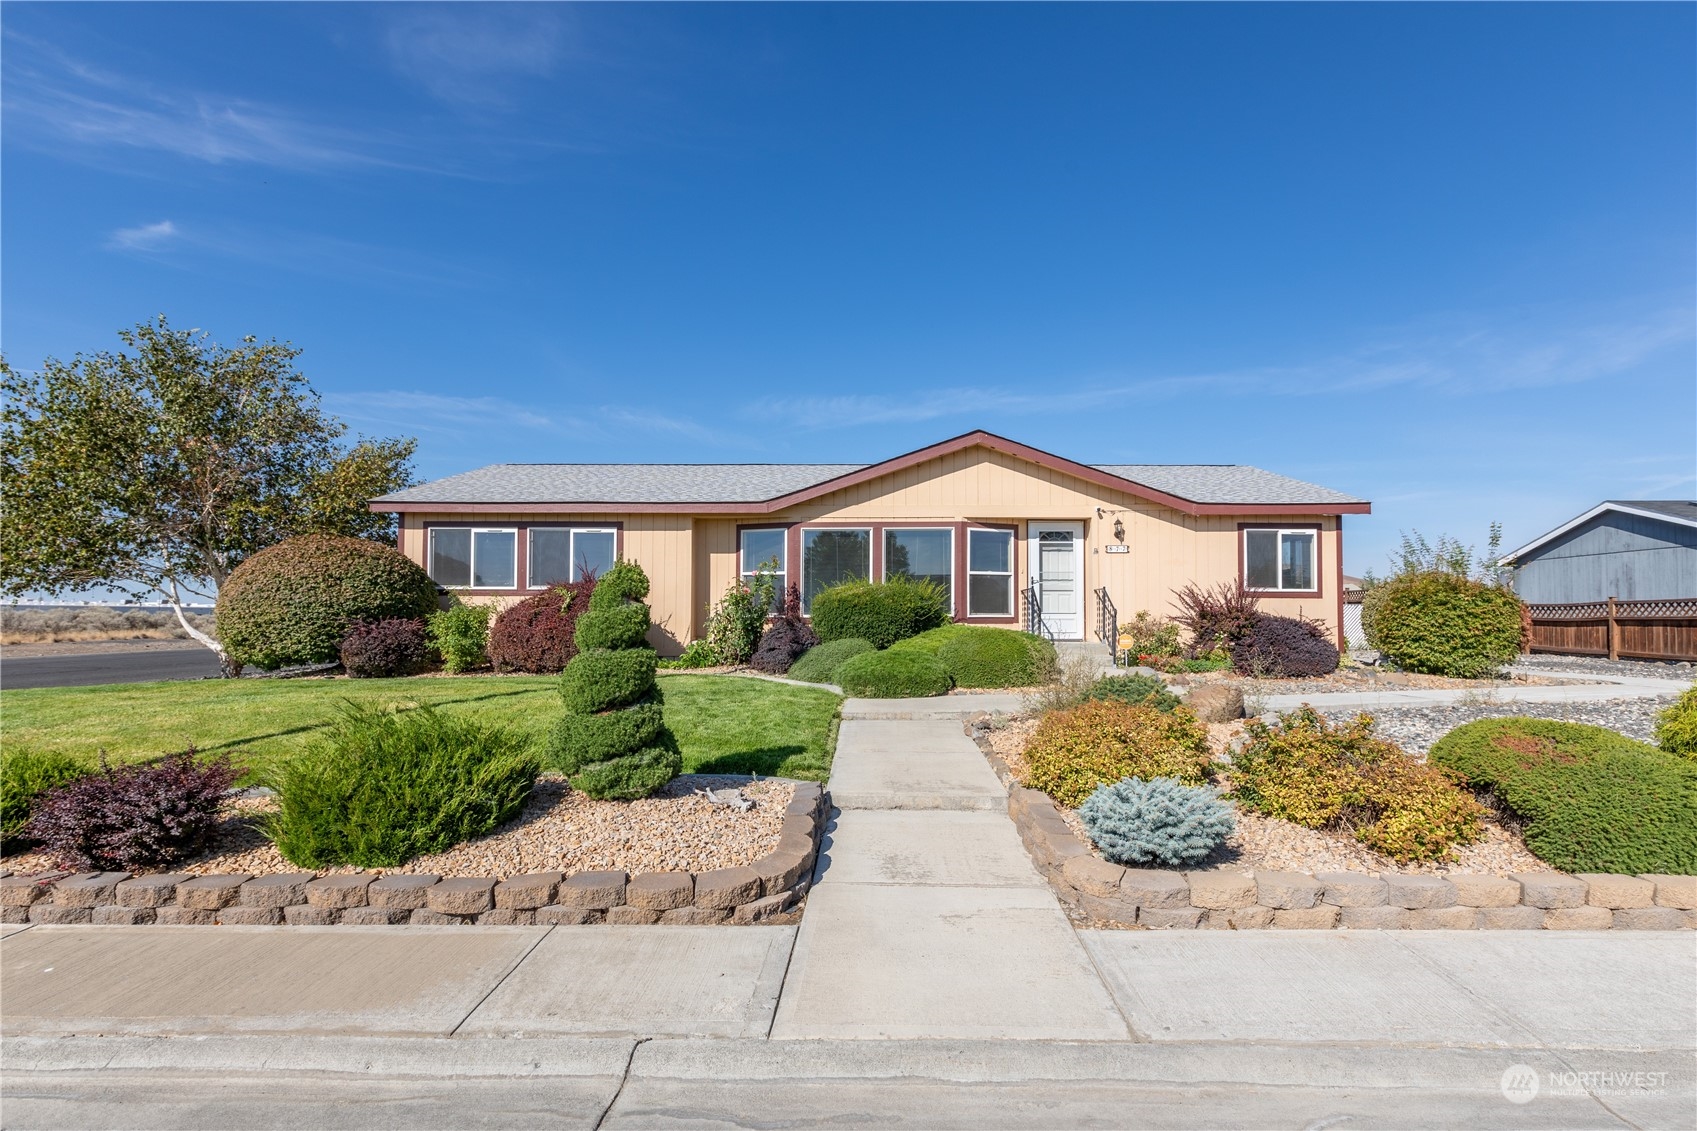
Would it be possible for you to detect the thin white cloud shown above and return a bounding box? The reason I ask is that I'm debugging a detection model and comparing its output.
[328,391,565,435]
[598,406,729,445]
[383,5,565,108]
[105,219,179,251]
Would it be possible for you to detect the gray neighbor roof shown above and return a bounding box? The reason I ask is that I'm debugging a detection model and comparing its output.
[375,458,1364,508]
[1609,500,1697,524]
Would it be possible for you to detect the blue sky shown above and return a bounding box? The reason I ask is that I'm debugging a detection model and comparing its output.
[4,2,1693,576]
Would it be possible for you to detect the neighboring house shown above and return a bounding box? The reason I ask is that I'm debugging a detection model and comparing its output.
[370,430,1369,655]
[1501,500,1697,604]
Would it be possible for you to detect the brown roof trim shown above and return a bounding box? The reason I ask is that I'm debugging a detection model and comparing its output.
[368,430,1372,517]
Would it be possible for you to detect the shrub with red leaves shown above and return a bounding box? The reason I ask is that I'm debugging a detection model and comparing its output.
[749,584,819,674]
[340,617,430,678]
[24,751,243,871]
[1171,580,1260,657]
[1229,613,1339,678]
[488,582,592,673]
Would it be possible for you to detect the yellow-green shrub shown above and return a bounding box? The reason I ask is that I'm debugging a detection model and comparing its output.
[1023,699,1212,808]
[1655,686,1697,761]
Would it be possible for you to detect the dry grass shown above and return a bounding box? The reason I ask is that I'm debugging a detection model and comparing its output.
[1,606,216,645]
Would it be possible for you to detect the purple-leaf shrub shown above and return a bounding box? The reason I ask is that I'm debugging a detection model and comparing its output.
[23,751,243,870]
[1229,613,1339,678]
[749,584,819,674]
[340,617,430,678]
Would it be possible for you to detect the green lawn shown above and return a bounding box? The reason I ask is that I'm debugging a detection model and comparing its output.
[0,672,840,783]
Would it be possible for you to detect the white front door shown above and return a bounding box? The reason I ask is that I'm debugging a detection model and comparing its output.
[1028,522,1084,640]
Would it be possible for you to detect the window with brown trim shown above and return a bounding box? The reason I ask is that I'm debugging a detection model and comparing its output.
[1244,528,1316,592]
[528,527,616,587]
[429,527,516,589]
[967,528,1015,617]
[883,527,953,607]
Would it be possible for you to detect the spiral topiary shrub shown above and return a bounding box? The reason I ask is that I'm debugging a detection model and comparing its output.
[1655,686,1697,761]
[216,534,439,670]
[1229,613,1339,678]
[547,561,682,799]
[339,617,430,678]
[789,638,875,684]
[488,583,591,674]
[1085,673,1181,713]
[1364,571,1523,678]
[1023,700,1212,808]
[935,626,1056,688]
[810,577,949,649]
[1079,777,1237,866]
[833,649,951,698]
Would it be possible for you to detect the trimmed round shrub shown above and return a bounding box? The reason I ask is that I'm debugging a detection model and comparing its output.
[551,562,682,799]
[1080,777,1236,867]
[1229,613,1339,678]
[1086,674,1181,713]
[810,577,949,649]
[573,602,651,652]
[265,706,538,869]
[1364,572,1523,678]
[834,649,951,698]
[887,623,970,656]
[1023,700,1212,808]
[936,627,1057,689]
[488,582,590,674]
[1430,717,1697,874]
[2,748,87,845]
[789,638,875,684]
[26,751,243,870]
[216,534,438,670]
[1655,686,1697,761]
[340,617,429,678]
[427,603,493,673]
[1231,707,1483,864]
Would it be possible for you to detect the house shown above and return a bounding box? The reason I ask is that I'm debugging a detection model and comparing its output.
[1500,500,1697,604]
[369,431,1369,655]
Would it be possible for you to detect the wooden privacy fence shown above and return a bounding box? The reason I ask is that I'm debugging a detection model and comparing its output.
[1527,597,1697,662]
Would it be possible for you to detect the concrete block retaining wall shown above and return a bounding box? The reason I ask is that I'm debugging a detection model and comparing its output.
[0,783,824,929]
[1006,785,1697,932]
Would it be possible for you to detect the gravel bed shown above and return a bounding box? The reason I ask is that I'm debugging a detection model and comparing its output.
[1170,666,1590,697]
[1318,695,1679,756]
[2,773,795,880]
[1512,653,1696,681]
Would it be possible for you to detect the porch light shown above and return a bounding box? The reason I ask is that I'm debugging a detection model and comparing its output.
[1113,517,1125,542]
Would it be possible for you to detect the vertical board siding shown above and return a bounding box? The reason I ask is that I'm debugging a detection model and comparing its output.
[1514,512,1697,602]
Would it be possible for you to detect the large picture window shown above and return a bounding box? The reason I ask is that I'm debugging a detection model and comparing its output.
[529,528,617,587]
[967,528,1015,617]
[740,527,788,609]
[802,528,871,613]
[884,528,953,606]
[1244,528,1316,592]
[430,527,516,589]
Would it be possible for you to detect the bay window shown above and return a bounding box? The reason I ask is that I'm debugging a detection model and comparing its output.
[884,527,953,606]
[967,528,1015,617]
[802,528,871,613]
[1244,528,1317,592]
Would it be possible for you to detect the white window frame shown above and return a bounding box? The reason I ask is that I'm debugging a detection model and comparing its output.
[800,526,873,615]
[527,527,618,589]
[966,527,1015,618]
[429,526,518,590]
[1243,527,1319,593]
[881,526,955,603]
[739,527,789,607]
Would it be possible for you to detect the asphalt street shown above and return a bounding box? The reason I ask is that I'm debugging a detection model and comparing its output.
[1,648,225,689]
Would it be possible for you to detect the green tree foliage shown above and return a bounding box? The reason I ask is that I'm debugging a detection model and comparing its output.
[0,317,416,673]
[1364,572,1524,678]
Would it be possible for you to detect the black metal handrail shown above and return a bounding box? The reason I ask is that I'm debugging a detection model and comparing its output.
[1024,584,1053,641]
[1094,586,1119,665]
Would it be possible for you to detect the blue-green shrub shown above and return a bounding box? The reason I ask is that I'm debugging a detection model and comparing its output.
[1079,777,1236,867]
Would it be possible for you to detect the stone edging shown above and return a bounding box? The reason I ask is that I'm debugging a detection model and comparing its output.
[969,721,1696,931]
[0,782,825,929]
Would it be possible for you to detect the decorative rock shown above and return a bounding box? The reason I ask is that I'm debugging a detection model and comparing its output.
[626,872,694,911]
[29,904,92,924]
[1543,906,1613,930]
[239,874,314,908]
[53,872,129,908]
[1,873,71,907]
[1477,906,1546,930]
[1448,874,1521,908]
[1575,874,1654,910]
[217,906,283,926]
[1186,684,1244,723]
[1029,824,1089,868]
[94,905,154,925]
[425,877,495,916]
[177,875,250,911]
[1640,874,1697,910]
[780,813,817,842]
[556,870,627,909]
[1254,871,1321,910]
[776,832,818,861]
[536,906,601,925]
[478,908,534,926]
[304,874,374,909]
[663,906,731,925]
[1078,894,1140,924]
[1,907,31,924]
[1514,873,1587,909]
[1137,907,1203,929]
[1202,906,1274,929]
[409,909,470,926]
[1061,856,1128,898]
[368,874,439,909]
[731,892,796,925]
[1271,905,1340,930]
[607,906,663,925]
[1382,874,1455,910]
[1119,869,1191,909]
[340,907,411,926]
[154,903,216,926]
[494,872,562,910]
[692,867,762,910]
[284,905,339,926]
[1317,872,1387,907]
[116,874,189,908]
[1185,870,1257,910]
[1407,906,1478,930]
[1339,906,1408,929]
[754,851,813,897]
[1612,908,1689,931]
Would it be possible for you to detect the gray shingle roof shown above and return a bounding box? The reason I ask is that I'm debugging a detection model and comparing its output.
[375,458,1364,508]
[1607,500,1697,525]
